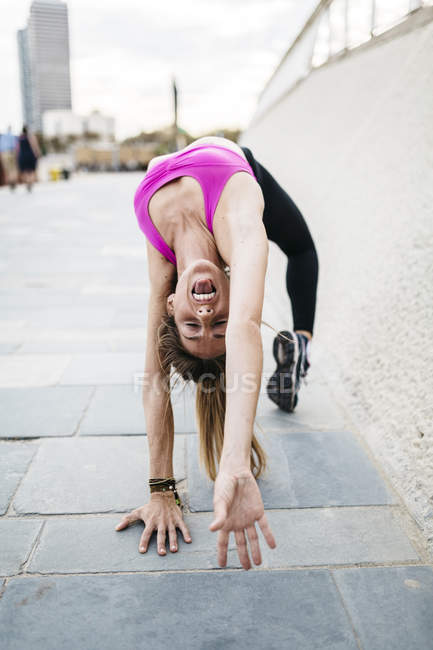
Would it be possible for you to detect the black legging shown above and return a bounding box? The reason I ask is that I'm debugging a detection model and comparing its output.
[241,146,319,335]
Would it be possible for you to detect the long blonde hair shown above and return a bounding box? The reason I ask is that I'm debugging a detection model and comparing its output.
[157,313,267,481]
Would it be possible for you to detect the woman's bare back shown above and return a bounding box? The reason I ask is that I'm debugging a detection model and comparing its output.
[147,135,248,172]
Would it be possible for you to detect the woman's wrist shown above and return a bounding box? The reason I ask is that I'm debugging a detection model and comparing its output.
[219,451,250,475]
[220,436,251,471]
[148,477,182,507]
[148,461,174,477]
[150,490,175,501]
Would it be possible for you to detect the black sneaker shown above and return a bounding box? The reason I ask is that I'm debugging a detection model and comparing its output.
[266,330,310,412]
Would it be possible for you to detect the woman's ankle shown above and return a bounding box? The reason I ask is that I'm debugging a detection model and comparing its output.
[295,329,312,341]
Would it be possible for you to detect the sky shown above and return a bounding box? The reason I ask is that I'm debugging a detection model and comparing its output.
[1,0,317,140]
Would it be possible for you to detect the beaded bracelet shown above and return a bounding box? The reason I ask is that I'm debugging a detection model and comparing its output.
[149,477,182,508]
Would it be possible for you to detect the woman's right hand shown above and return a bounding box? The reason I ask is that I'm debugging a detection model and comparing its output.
[115,492,192,555]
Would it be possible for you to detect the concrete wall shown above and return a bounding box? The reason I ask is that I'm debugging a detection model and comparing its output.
[241,10,433,554]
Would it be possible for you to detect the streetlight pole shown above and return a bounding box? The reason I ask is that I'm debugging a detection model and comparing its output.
[371,0,376,37]
[172,76,178,152]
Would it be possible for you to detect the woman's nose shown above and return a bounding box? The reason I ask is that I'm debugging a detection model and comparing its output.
[196,305,214,318]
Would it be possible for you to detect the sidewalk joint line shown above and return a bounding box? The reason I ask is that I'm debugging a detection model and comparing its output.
[330,569,364,650]
[5,559,430,580]
[20,520,46,574]
[72,384,97,436]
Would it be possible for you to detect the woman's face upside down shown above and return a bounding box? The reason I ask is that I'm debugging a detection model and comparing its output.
[166,259,229,359]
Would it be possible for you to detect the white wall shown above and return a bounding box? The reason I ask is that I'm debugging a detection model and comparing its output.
[241,11,433,555]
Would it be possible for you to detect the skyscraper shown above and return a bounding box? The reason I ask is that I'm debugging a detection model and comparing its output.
[17,0,72,132]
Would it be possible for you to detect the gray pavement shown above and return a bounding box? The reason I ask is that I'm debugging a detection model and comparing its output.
[0,175,432,649]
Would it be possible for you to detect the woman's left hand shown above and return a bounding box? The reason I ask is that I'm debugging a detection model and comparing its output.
[209,467,276,569]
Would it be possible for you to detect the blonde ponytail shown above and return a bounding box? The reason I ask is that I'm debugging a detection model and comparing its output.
[158,314,267,481]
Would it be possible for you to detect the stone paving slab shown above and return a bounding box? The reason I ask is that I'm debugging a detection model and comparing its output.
[108,340,147,353]
[108,340,146,355]
[279,430,396,507]
[333,566,433,649]
[77,294,148,308]
[27,307,116,329]
[28,513,241,574]
[110,310,147,328]
[59,352,145,385]
[0,271,112,290]
[187,434,296,512]
[16,341,111,354]
[0,354,71,387]
[0,387,94,438]
[0,309,32,325]
[5,256,116,274]
[0,571,358,650]
[0,344,18,354]
[80,378,343,435]
[23,507,419,576]
[0,288,145,309]
[256,379,348,432]
[105,269,149,286]
[188,431,394,511]
[0,519,42,576]
[79,384,197,435]
[1,327,146,348]
[0,288,84,308]
[0,441,38,514]
[12,436,186,514]
[262,508,418,567]
[80,285,148,299]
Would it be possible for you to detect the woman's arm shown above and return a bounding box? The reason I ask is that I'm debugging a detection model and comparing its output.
[142,240,176,477]
[143,291,175,477]
[214,171,268,468]
[210,175,276,568]
[29,133,41,158]
[116,241,192,554]
[221,225,268,468]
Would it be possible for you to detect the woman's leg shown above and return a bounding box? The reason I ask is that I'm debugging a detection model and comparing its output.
[23,170,33,191]
[240,146,318,411]
[240,146,319,337]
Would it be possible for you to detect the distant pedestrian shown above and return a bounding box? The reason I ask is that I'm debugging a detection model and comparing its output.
[17,125,41,192]
[0,126,18,191]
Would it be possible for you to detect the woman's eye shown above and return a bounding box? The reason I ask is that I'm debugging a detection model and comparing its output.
[186,322,199,328]
[214,320,227,326]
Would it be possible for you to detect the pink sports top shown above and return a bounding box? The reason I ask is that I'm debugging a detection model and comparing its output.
[133,144,257,265]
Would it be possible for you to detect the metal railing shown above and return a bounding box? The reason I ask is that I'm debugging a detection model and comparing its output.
[252,0,433,122]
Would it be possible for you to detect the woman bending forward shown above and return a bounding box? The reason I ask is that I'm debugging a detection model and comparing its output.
[116,136,318,569]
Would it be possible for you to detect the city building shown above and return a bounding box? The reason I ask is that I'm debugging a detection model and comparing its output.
[42,109,115,140]
[42,110,82,137]
[17,0,72,132]
[17,29,34,131]
[82,111,115,140]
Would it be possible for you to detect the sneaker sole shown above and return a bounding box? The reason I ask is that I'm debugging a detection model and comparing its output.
[266,330,299,413]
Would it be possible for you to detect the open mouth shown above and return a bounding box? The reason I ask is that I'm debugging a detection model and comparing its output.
[192,278,216,302]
